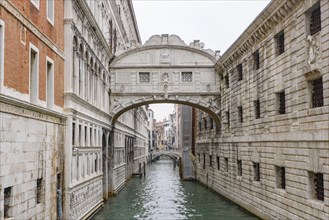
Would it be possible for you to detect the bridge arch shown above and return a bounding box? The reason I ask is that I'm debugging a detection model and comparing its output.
[109,34,221,125]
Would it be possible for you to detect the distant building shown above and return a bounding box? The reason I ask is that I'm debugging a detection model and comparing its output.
[146,108,155,152]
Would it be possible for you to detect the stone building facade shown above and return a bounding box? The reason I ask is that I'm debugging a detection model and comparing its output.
[62,0,144,219]
[1,0,147,219]
[0,0,65,219]
[195,0,328,219]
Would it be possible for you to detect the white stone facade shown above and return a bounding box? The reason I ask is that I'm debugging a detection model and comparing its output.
[196,0,329,219]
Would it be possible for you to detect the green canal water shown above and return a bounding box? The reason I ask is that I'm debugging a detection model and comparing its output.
[92,159,259,220]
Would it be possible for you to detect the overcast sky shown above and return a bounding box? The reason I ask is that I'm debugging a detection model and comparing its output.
[132,0,270,121]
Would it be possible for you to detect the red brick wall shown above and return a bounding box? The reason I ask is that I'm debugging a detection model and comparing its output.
[1,0,64,107]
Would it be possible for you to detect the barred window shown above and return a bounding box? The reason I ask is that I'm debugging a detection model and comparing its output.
[253,162,260,181]
[311,77,323,108]
[225,75,229,88]
[277,91,286,114]
[237,160,242,176]
[203,154,206,169]
[253,50,260,70]
[254,100,261,119]
[36,178,43,204]
[310,3,321,35]
[237,64,243,81]
[275,31,285,56]
[238,106,243,123]
[276,166,286,189]
[309,172,324,201]
[225,157,228,172]
[182,72,192,83]
[209,117,214,130]
[4,187,12,218]
[139,72,150,83]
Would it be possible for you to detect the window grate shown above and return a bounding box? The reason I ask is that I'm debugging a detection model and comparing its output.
[182,72,192,83]
[278,91,286,114]
[254,100,261,119]
[209,117,214,130]
[253,162,260,181]
[238,106,243,123]
[312,78,323,108]
[237,160,242,176]
[203,154,206,169]
[315,173,324,201]
[276,166,286,189]
[253,50,260,70]
[237,64,243,81]
[310,5,321,35]
[225,158,228,172]
[225,75,229,88]
[139,72,150,83]
[276,31,285,55]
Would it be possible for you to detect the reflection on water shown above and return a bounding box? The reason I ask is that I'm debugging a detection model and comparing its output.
[92,159,259,220]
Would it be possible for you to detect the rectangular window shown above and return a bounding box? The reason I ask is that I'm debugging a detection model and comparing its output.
[46,58,54,109]
[209,117,214,130]
[0,20,4,88]
[84,126,87,144]
[139,72,150,83]
[225,75,229,88]
[216,156,220,170]
[47,0,54,24]
[4,187,12,218]
[198,121,202,131]
[253,162,260,181]
[311,77,323,108]
[275,31,285,56]
[90,127,93,146]
[78,125,83,145]
[72,122,75,145]
[309,172,324,201]
[30,44,39,104]
[277,91,286,114]
[36,178,43,204]
[238,106,243,123]
[209,155,212,168]
[203,154,206,169]
[182,72,192,83]
[237,64,243,81]
[237,160,242,176]
[198,153,200,163]
[254,100,261,119]
[275,166,286,189]
[253,50,260,70]
[224,157,228,172]
[310,2,321,35]
[30,0,40,9]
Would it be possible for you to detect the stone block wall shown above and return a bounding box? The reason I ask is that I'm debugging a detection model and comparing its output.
[0,100,65,219]
[196,0,328,219]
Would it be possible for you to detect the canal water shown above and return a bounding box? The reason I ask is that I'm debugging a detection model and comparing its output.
[92,159,259,220]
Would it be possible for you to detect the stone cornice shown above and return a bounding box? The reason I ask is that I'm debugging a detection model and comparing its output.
[73,0,112,58]
[217,0,302,70]
[1,0,65,59]
[0,94,66,124]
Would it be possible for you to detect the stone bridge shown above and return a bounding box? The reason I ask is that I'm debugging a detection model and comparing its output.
[109,34,221,125]
[151,150,181,162]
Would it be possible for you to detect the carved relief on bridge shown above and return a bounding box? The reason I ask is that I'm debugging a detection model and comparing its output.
[110,34,221,123]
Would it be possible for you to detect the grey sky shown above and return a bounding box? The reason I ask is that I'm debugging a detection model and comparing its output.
[132,0,271,121]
